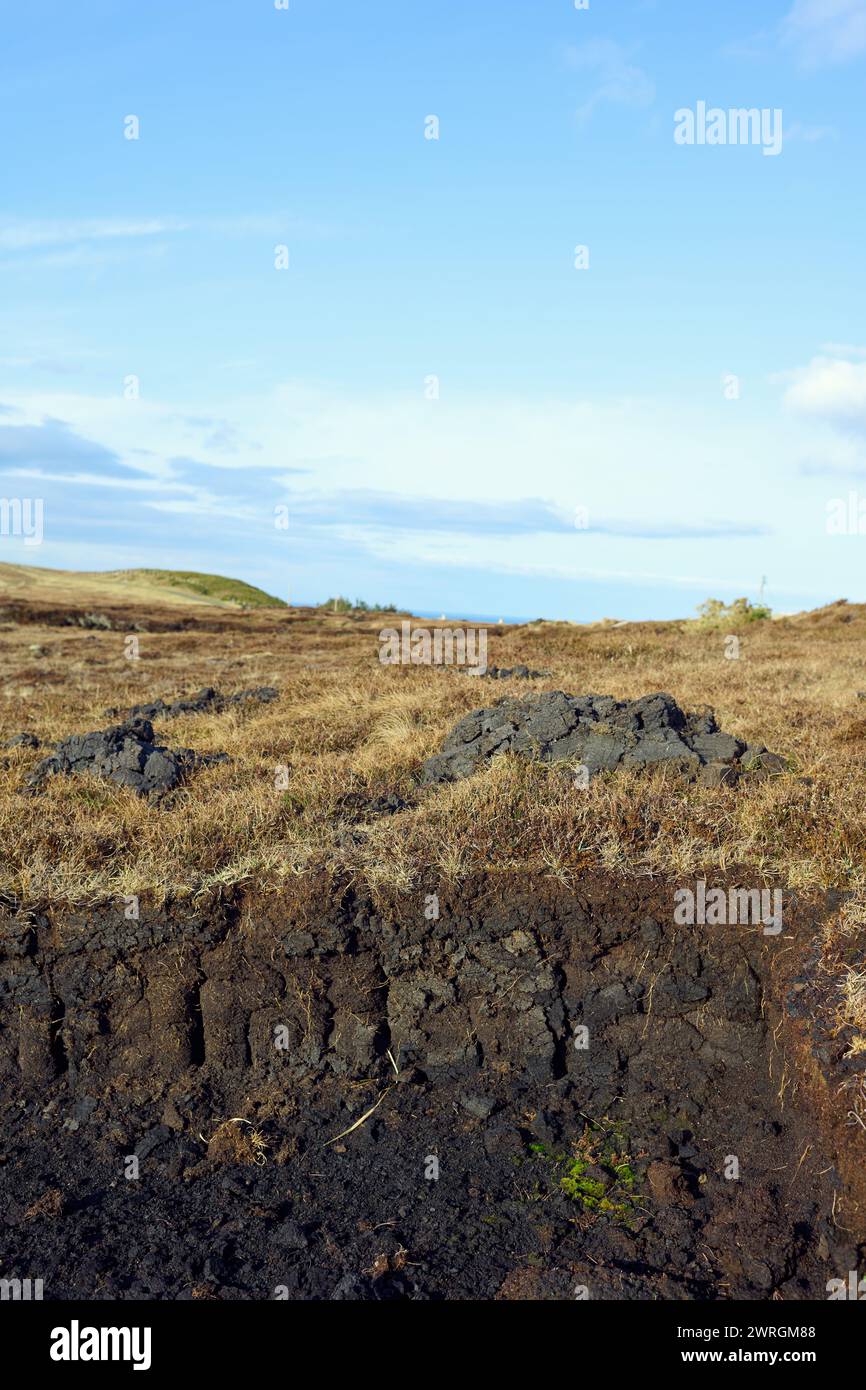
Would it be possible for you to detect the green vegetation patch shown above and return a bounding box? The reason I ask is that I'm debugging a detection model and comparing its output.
[527,1118,642,1223]
[115,570,286,608]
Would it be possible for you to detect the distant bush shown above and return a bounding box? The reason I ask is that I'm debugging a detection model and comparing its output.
[696,597,772,628]
[323,596,398,614]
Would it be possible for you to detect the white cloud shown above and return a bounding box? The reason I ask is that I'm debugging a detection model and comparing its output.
[0,378,803,586]
[780,0,866,67]
[0,380,793,520]
[784,353,866,431]
[2,377,859,609]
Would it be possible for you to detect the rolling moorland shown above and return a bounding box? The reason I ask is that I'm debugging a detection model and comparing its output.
[0,563,864,1300]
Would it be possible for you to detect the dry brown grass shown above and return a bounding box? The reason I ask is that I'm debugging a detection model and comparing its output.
[842,969,866,1042]
[2,590,866,909]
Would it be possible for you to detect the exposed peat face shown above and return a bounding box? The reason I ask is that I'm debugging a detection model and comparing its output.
[1,874,862,1301]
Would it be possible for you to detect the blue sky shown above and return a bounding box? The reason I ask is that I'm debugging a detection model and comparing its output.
[2,0,866,620]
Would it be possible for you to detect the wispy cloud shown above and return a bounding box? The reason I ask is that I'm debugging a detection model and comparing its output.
[820,342,866,357]
[0,217,188,253]
[729,0,866,69]
[800,457,866,479]
[784,121,838,144]
[0,355,83,375]
[285,489,766,541]
[0,211,326,259]
[780,0,866,68]
[565,40,655,124]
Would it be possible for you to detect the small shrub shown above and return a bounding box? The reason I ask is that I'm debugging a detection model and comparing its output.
[695,597,772,629]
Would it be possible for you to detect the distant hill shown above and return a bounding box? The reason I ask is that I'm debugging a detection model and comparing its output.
[0,563,286,609]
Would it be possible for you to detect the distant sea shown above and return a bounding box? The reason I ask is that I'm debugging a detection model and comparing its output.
[410,609,535,627]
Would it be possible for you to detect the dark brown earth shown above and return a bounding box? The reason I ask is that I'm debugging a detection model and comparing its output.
[0,599,271,634]
[1,874,863,1301]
